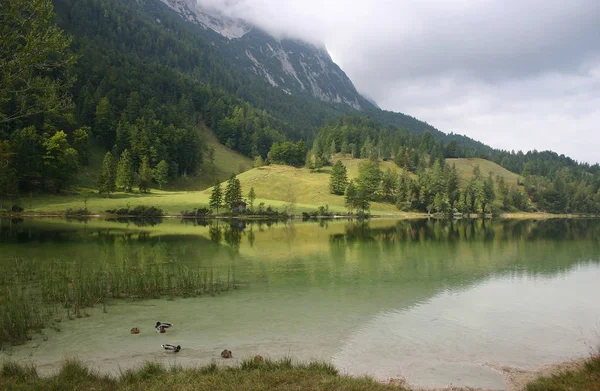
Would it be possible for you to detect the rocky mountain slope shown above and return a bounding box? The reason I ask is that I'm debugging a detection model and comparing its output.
[157,0,371,110]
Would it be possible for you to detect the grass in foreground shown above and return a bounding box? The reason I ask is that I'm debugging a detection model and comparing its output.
[526,352,600,391]
[0,358,408,391]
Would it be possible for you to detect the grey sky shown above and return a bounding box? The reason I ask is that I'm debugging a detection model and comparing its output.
[197,0,600,164]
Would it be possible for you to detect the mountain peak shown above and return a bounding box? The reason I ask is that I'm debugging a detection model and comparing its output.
[157,0,370,109]
[160,0,250,39]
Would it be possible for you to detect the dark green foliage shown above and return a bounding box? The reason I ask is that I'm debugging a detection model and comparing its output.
[268,141,307,167]
[345,180,357,213]
[302,205,334,219]
[356,160,382,201]
[329,161,348,195]
[97,152,116,196]
[116,149,135,192]
[138,156,152,193]
[154,160,169,190]
[105,206,163,217]
[224,174,243,212]
[248,187,256,211]
[209,183,223,214]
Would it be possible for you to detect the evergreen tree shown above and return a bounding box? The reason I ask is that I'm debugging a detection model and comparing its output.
[355,184,371,214]
[154,160,169,189]
[94,97,114,149]
[209,182,223,214]
[329,160,348,195]
[72,127,91,165]
[116,149,134,192]
[224,174,242,212]
[329,140,336,159]
[394,146,405,168]
[344,180,357,213]
[98,152,115,197]
[356,160,382,201]
[0,142,18,210]
[483,173,496,212]
[381,168,397,202]
[138,156,152,193]
[248,187,256,211]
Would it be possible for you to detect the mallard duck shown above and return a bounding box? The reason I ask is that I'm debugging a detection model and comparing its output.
[155,321,173,333]
[161,344,181,353]
[130,327,140,334]
[221,349,232,359]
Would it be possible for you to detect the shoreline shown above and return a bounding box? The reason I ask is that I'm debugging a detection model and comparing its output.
[0,350,590,391]
[2,211,598,220]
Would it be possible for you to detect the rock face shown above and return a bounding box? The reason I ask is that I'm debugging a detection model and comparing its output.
[157,0,371,109]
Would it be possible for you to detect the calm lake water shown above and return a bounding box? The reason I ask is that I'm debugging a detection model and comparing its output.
[1,217,599,389]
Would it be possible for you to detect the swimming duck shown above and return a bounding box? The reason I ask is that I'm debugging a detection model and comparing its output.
[221,349,232,359]
[155,322,173,333]
[161,344,181,353]
[130,327,140,334]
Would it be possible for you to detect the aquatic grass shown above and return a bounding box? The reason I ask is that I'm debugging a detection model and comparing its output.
[0,259,237,349]
[0,359,409,391]
[1,361,39,382]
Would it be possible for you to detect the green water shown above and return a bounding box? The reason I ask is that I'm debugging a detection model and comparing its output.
[1,217,599,389]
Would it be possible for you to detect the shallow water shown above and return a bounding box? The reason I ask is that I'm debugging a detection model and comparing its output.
[1,218,600,389]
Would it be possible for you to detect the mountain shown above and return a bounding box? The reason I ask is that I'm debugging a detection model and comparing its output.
[157,0,371,110]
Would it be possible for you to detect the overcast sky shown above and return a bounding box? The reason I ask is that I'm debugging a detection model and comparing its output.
[197,0,600,164]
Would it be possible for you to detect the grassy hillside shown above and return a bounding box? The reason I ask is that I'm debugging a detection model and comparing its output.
[199,158,414,216]
[448,158,521,187]
[27,156,522,216]
[173,124,253,190]
[70,123,253,192]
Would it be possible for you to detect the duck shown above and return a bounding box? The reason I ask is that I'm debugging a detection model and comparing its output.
[130,327,140,334]
[155,321,173,333]
[161,344,181,353]
[221,349,232,359]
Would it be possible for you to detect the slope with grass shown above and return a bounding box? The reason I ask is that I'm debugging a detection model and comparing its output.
[448,158,521,187]
[26,156,523,216]
[174,124,253,190]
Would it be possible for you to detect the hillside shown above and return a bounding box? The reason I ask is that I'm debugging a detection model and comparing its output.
[175,125,253,190]
[448,158,521,187]
[28,154,523,216]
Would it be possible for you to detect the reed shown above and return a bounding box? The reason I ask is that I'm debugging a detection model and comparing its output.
[0,259,236,349]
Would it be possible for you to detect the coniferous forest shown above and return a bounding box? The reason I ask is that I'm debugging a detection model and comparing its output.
[1,0,599,214]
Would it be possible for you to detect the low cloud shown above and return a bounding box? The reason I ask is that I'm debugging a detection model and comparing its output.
[197,0,600,163]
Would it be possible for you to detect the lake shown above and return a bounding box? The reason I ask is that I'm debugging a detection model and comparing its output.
[1,217,599,389]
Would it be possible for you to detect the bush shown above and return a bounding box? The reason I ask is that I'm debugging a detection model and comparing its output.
[180,208,212,218]
[105,206,163,217]
[11,205,24,213]
[302,205,334,219]
[64,208,90,216]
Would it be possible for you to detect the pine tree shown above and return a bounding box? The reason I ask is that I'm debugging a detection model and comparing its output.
[98,152,116,197]
[116,149,135,192]
[329,140,336,159]
[248,187,256,211]
[345,180,357,213]
[224,174,242,212]
[329,160,348,195]
[154,160,169,189]
[381,168,397,202]
[209,182,223,214]
[138,156,152,193]
[394,146,405,168]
